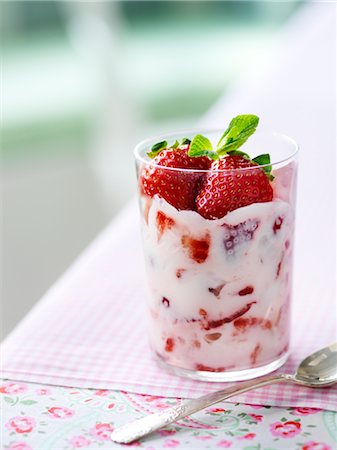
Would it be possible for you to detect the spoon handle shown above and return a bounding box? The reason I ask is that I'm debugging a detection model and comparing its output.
[111,373,291,444]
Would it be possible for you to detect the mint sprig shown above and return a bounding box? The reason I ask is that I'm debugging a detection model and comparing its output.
[186,114,259,159]
[226,149,250,159]
[252,153,274,180]
[147,137,191,158]
[217,114,259,155]
[146,115,274,181]
[147,140,168,158]
[181,138,191,145]
[188,134,219,160]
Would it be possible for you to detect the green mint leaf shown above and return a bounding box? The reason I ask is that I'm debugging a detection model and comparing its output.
[147,140,168,158]
[252,153,274,180]
[181,138,191,145]
[227,150,251,159]
[252,153,271,167]
[188,134,218,160]
[171,140,179,149]
[20,399,38,405]
[190,149,219,160]
[217,114,259,155]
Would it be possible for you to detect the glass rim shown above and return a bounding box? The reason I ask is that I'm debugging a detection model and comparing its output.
[134,129,299,174]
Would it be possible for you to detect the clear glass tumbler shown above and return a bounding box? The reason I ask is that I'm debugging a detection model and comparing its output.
[135,130,298,381]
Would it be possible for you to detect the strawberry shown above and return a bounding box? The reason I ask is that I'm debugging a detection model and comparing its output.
[196,155,273,219]
[141,147,211,211]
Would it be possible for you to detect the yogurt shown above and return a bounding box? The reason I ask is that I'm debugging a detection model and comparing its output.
[140,193,293,375]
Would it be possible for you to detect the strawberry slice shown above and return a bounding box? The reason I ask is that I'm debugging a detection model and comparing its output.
[196,155,273,219]
[141,147,211,211]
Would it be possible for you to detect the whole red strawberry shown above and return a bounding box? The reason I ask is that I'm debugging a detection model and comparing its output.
[196,155,273,219]
[141,147,211,211]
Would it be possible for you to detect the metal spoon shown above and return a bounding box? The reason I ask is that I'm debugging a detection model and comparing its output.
[111,342,337,444]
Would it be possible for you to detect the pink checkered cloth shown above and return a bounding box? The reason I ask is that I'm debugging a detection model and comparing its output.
[2,201,336,411]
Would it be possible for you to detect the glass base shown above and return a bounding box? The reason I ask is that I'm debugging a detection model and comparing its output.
[155,352,289,382]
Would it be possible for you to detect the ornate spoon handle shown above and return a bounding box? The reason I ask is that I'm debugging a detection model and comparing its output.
[111,373,291,444]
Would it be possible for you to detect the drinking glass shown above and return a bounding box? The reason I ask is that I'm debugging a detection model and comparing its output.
[135,130,298,381]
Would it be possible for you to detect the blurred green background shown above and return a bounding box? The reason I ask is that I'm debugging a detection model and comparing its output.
[2,1,302,336]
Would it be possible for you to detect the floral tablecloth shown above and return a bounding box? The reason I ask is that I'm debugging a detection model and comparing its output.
[2,380,336,450]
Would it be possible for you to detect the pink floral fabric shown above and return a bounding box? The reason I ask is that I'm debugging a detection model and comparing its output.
[5,416,36,434]
[69,436,91,448]
[47,406,74,419]
[1,382,28,395]
[2,380,336,450]
[7,443,33,450]
[89,423,114,441]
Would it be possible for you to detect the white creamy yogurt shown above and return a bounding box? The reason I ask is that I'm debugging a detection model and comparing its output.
[141,194,293,373]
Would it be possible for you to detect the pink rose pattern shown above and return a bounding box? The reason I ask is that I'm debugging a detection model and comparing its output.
[2,382,335,449]
[35,388,50,396]
[301,441,332,450]
[0,382,28,395]
[7,443,33,450]
[293,407,323,416]
[69,435,91,447]
[237,432,256,440]
[47,406,74,419]
[217,440,232,448]
[270,420,302,438]
[163,439,180,448]
[5,416,36,434]
[89,423,114,441]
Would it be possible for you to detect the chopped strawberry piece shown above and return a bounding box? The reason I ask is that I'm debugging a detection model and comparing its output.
[233,316,272,331]
[204,302,256,330]
[250,343,261,365]
[196,155,273,219]
[165,338,174,352]
[196,363,226,372]
[162,297,170,308]
[222,219,259,255]
[238,286,254,296]
[276,253,284,278]
[199,308,207,316]
[181,234,210,263]
[204,332,222,342]
[156,211,175,240]
[175,268,186,278]
[277,343,289,356]
[273,216,284,234]
[263,320,272,330]
[234,317,258,330]
[208,283,226,297]
[141,147,211,211]
[193,340,201,348]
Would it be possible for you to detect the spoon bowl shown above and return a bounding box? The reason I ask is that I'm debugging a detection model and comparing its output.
[294,342,337,386]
